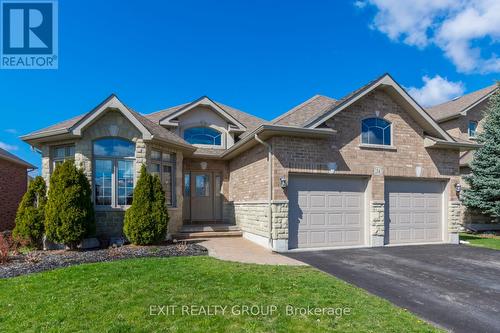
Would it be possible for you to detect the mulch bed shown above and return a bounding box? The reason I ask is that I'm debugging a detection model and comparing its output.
[0,242,207,279]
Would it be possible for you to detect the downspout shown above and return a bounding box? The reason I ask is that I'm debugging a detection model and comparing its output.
[254,134,273,249]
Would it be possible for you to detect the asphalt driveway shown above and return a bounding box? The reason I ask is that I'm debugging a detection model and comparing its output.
[285,245,500,333]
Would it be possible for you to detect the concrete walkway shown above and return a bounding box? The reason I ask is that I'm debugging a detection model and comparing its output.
[197,237,306,266]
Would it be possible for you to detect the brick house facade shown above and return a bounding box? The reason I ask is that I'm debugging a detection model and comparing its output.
[21,74,478,251]
[0,148,35,231]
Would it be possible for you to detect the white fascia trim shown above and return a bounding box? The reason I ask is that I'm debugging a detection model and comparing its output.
[306,75,454,142]
[71,96,152,140]
[159,96,246,130]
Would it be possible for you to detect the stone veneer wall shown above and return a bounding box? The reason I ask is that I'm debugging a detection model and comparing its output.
[271,201,288,241]
[39,111,184,238]
[370,200,385,246]
[233,202,269,238]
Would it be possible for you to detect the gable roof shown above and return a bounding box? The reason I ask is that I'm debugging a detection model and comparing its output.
[427,84,498,122]
[303,73,454,142]
[0,148,36,169]
[147,98,266,136]
[22,94,192,150]
[272,95,337,127]
[157,96,248,130]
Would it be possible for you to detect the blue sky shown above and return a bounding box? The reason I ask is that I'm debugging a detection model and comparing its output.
[0,0,498,173]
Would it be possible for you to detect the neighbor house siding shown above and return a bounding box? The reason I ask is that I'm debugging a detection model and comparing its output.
[0,159,28,231]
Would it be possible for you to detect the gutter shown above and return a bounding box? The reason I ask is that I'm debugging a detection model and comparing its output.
[254,133,273,249]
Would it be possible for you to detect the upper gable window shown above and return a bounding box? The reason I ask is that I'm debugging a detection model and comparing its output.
[93,138,135,157]
[361,118,392,146]
[468,121,478,138]
[184,127,222,146]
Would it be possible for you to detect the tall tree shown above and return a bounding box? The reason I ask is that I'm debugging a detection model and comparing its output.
[463,83,500,218]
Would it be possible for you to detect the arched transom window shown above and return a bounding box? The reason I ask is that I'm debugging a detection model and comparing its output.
[184,127,222,146]
[361,118,392,146]
[93,138,135,207]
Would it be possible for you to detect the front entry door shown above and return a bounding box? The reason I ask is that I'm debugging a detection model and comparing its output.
[184,171,223,222]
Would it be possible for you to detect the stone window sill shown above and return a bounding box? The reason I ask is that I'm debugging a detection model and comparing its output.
[359,144,397,151]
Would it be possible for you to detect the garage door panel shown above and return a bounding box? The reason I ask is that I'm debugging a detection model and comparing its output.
[289,176,367,249]
[385,179,443,245]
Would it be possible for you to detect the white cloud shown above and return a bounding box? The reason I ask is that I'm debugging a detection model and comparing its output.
[354,1,367,9]
[0,141,19,151]
[359,0,500,73]
[4,128,17,134]
[407,75,465,107]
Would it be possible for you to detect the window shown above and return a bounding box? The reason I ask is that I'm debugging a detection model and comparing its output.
[468,121,478,138]
[52,145,75,169]
[184,173,190,196]
[149,150,176,206]
[93,138,135,208]
[183,127,222,146]
[361,118,392,146]
[195,174,210,197]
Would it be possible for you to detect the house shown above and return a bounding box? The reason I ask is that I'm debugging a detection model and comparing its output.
[21,74,478,251]
[0,148,36,231]
[427,83,499,225]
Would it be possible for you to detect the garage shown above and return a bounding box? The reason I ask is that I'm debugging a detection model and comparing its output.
[288,175,367,249]
[385,179,445,245]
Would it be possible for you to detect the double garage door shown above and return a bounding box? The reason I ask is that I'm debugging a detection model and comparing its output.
[288,176,444,249]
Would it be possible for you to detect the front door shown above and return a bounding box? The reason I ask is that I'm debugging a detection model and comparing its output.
[185,172,222,222]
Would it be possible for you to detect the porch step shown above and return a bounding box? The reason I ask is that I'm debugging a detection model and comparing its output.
[173,224,242,239]
[180,224,240,233]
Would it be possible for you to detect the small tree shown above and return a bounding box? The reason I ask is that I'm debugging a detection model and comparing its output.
[13,176,47,247]
[463,83,500,218]
[44,160,95,249]
[124,165,169,245]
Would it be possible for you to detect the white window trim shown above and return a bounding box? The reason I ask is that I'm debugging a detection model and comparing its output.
[93,157,135,210]
[51,144,75,172]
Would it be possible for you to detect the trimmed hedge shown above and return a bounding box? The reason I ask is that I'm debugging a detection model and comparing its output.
[44,160,95,249]
[124,165,169,245]
[13,176,47,247]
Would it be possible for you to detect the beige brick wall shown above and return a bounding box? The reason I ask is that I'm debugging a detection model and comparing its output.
[272,90,461,203]
[440,99,489,143]
[229,142,269,202]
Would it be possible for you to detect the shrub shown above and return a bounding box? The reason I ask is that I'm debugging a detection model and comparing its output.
[0,232,11,264]
[44,160,95,249]
[124,165,169,245]
[13,176,47,247]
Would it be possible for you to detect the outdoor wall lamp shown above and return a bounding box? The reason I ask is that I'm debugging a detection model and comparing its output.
[279,176,288,189]
[455,183,462,193]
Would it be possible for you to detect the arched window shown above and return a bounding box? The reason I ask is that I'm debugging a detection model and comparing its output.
[361,118,392,146]
[93,138,135,207]
[184,127,222,146]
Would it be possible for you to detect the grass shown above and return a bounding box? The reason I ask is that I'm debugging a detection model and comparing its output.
[0,257,439,333]
[460,233,500,250]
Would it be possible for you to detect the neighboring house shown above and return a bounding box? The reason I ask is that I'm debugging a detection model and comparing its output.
[0,148,36,231]
[21,74,477,251]
[427,84,499,225]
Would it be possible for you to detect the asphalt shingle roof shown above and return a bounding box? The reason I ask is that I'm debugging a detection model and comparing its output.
[427,84,498,121]
[0,147,35,168]
[271,95,337,127]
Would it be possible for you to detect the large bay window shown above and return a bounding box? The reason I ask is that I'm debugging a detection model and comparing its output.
[150,150,176,207]
[93,138,135,208]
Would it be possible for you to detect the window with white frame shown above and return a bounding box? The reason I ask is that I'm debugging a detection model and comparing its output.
[468,121,478,138]
[361,118,392,146]
[150,150,176,207]
[93,138,135,208]
[183,127,222,146]
[52,145,75,170]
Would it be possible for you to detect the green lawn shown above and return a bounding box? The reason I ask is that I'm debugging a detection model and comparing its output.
[0,257,438,333]
[460,233,500,250]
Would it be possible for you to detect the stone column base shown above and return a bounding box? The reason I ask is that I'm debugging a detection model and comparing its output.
[449,233,459,244]
[371,235,384,247]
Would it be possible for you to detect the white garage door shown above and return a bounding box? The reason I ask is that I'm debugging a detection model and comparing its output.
[385,179,444,245]
[288,176,367,249]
